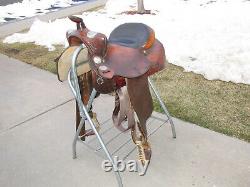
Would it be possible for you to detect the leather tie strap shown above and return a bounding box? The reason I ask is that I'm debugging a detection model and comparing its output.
[112,86,135,132]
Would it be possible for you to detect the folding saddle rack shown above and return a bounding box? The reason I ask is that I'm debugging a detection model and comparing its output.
[58,16,177,187]
[67,46,176,187]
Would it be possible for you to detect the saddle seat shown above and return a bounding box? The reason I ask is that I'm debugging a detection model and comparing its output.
[109,23,152,49]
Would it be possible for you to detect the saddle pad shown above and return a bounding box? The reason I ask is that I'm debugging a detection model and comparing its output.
[57,46,90,81]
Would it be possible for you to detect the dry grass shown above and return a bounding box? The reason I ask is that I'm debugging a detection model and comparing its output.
[0,42,249,142]
[152,64,250,142]
[0,42,64,74]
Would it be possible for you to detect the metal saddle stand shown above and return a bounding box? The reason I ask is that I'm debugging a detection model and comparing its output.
[67,45,177,187]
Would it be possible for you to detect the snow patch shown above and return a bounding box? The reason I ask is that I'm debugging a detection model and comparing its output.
[3,0,250,84]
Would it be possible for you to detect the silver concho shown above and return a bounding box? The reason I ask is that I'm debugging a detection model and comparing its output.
[93,56,102,64]
[99,65,108,71]
[87,31,97,38]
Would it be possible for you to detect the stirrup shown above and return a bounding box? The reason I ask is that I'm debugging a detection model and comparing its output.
[80,112,101,138]
[135,139,151,167]
[131,123,151,166]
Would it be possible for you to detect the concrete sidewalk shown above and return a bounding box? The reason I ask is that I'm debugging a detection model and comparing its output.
[0,54,250,187]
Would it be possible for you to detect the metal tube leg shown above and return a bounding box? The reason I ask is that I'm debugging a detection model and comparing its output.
[86,89,97,111]
[148,78,176,138]
[72,118,85,159]
[82,102,123,187]
[68,45,99,160]
[72,89,97,159]
[72,87,122,186]
[69,45,122,186]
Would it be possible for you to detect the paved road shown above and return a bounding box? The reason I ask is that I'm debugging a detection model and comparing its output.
[0,0,106,37]
[0,0,88,6]
[0,0,22,6]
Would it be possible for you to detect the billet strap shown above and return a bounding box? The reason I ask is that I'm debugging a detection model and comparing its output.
[112,86,135,132]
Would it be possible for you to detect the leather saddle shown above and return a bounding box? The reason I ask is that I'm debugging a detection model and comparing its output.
[58,16,167,165]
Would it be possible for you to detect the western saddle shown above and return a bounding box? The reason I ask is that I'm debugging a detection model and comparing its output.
[56,15,167,166]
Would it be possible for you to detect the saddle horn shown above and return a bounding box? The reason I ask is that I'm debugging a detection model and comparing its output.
[68,15,86,30]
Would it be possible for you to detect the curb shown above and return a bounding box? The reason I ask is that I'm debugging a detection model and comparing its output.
[0,0,107,38]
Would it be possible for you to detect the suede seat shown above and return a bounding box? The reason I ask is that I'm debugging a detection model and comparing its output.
[109,23,150,48]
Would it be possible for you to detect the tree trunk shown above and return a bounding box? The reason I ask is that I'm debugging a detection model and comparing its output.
[137,0,146,14]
